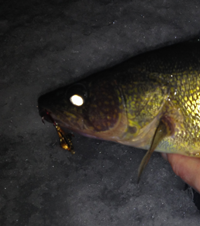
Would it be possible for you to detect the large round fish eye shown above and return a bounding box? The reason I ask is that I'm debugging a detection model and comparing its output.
[70,94,84,106]
[66,83,87,106]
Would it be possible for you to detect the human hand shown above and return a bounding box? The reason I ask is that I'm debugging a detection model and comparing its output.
[162,153,200,193]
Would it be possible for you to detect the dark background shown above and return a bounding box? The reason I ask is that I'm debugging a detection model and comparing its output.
[1,0,200,225]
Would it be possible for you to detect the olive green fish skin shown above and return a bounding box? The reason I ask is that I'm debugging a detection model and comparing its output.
[38,42,200,157]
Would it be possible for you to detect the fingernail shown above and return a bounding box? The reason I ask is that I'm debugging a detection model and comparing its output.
[161,153,168,161]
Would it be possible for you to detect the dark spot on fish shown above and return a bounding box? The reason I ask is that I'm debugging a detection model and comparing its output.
[128,126,137,134]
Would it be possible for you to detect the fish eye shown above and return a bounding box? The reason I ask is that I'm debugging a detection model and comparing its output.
[70,94,84,106]
[66,83,87,106]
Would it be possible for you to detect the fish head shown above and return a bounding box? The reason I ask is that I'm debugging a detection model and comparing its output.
[38,75,128,141]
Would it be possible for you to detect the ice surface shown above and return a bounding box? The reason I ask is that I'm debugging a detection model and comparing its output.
[1,0,200,225]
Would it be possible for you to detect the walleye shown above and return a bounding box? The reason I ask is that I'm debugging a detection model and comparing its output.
[38,42,200,182]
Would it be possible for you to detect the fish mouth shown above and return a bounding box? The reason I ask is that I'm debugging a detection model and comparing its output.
[38,107,54,124]
[38,103,86,132]
[38,94,55,123]
[38,105,45,118]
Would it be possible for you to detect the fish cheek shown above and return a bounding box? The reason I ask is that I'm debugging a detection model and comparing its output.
[87,81,122,132]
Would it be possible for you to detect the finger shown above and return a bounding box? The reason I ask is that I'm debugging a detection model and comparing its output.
[167,154,200,193]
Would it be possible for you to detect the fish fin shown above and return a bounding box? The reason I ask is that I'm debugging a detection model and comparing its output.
[137,117,173,183]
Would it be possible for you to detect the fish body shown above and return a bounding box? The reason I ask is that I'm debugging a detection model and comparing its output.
[38,42,200,162]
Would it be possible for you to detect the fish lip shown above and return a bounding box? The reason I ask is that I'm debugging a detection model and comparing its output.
[38,106,54,124]
[38,95,48,117]
[38,106,45,118]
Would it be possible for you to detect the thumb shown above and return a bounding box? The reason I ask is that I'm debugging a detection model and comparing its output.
[162,153,200,193]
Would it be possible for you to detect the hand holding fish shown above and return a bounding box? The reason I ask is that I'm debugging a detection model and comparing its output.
[163,153,200,193]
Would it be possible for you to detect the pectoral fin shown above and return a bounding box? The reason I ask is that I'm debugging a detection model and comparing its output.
[137,116,174,183]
